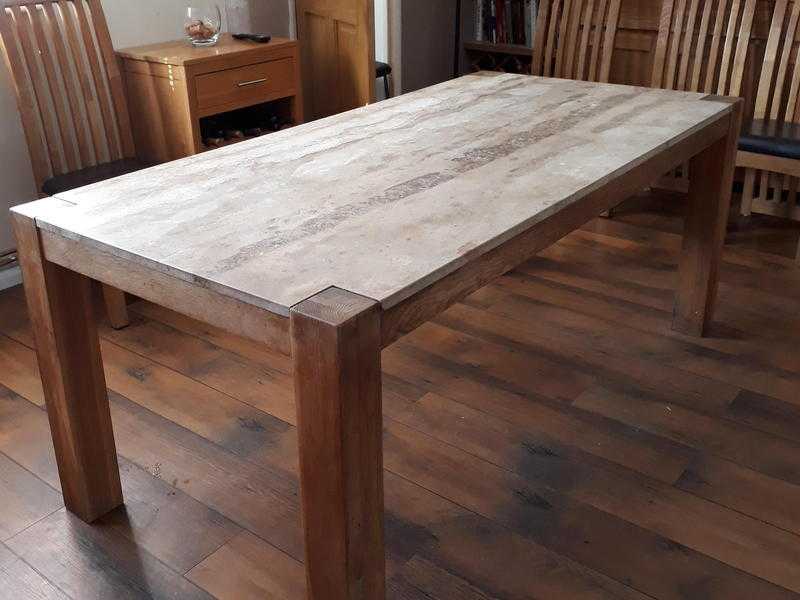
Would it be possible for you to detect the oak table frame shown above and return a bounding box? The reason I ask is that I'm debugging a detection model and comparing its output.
[11,74,742,600]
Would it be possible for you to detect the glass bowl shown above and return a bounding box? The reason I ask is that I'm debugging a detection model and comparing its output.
[185,5,222,47]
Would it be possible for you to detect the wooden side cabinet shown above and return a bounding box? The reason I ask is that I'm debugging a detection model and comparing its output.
[117,34,303,163]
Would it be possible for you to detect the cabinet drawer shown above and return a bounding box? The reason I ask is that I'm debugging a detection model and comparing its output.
[196,58,294,112]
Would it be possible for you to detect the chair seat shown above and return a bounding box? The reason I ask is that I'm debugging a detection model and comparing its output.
[42,158,150,196]
[738,119,800,161]
[376,61,392,78]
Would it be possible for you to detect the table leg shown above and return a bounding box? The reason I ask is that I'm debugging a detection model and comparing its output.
[673,101,742,337]
[102,284,130,330]
[11,213,123,523]
[290,287,385,600]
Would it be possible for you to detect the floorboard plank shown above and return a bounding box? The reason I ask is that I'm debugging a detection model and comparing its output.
[0,452,62,542]
[0,542,70,600]
[384,417,800,599]
[7,509,214,600]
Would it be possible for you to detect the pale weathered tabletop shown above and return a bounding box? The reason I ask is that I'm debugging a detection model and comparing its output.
[29,73,732,317]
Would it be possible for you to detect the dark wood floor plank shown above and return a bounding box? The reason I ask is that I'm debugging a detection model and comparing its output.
[728,390,800,444]
[102,315,297,426]
[384,417,800,599]
[575,386,800,487]
[0,542,70,600]
[488,268,800,377]
[399,321,595,403]
[430,303,740,411]
[186,531,305,600]
[383,472,648,600]
[0,451,62,542]
[392,392,800,588]
[676,454,800,537]
[0,385,243,575]
[130,301,294,374]
[0,334,44,406]
[389,556,497,600]
[6,509,213,600]
[384,343,694,484]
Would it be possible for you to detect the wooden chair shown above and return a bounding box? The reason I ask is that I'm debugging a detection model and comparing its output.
[0,0,140,327]
[650,0,757,193]
[738,0,800,261]
[532,0,622,83]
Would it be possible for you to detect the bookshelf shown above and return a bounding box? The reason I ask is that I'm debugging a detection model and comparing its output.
[460,0,537,75]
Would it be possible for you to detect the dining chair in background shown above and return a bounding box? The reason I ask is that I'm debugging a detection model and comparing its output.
[0,0,147,328]
[737,0,800,262]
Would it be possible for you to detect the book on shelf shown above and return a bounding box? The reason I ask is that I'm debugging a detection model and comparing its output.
[473,0,538,47]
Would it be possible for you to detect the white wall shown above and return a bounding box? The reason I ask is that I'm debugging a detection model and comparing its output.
[0,0,291,254]
[375,0,388,62]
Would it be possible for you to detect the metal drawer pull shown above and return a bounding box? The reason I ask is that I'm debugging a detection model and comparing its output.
[238,77,267,87]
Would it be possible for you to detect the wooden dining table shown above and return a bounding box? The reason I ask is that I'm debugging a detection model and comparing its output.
[11,72,741,600]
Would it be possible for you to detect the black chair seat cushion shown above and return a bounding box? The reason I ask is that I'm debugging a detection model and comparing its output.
[42,158,150,196]
[376,61,392,78]
[738,119,800,161]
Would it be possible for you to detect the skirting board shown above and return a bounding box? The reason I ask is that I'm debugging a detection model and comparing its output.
[0,266,22,291]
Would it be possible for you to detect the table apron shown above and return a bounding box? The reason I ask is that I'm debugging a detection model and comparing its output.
[38,229,292,356]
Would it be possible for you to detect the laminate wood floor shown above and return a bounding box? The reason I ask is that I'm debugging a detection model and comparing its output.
[1,191,799,599]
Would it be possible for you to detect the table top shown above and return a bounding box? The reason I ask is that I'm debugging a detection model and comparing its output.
[116,34,295,66]
[22,73,733,317]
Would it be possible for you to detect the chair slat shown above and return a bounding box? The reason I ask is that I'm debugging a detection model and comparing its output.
[726,0,756,96]
[598,0,620,82]
[9,4,65,177]
[555,0,573,77]
[574,0,595,80]
[588,0,610,81]
[651,0,675,87]
[72,0,119,160]
[717,0,742,95]
[85,0,134,158]
[665,0,688,90]
[533,0,619,83]
[564,0,583,78]
[28,2,79,172]
[44,1,92,166]
[0,5,51,186]
[752,0,787,118]
[58,0,105,162]
[770,0,800,122]
[703,0,730,93]
[689,0,715,90]
[532,0,552,75]
[677,0,701,90]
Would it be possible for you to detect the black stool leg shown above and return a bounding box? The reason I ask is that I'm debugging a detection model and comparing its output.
[384,75,390,99]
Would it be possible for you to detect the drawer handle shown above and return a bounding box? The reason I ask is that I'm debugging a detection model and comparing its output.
[238,77,267,87]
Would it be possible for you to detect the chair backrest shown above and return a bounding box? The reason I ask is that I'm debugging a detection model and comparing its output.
[650,0,756,96]
[751,0,800,124]
[532,0,622,83]
[0,0,135,193]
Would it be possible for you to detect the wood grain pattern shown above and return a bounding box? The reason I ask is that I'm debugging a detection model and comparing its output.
[673,97,742,335]
[9,205,122,523]
[290,287,385,600]
[18,74,733,318]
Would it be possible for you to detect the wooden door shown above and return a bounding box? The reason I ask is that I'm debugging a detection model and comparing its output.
[295,0,374,120]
